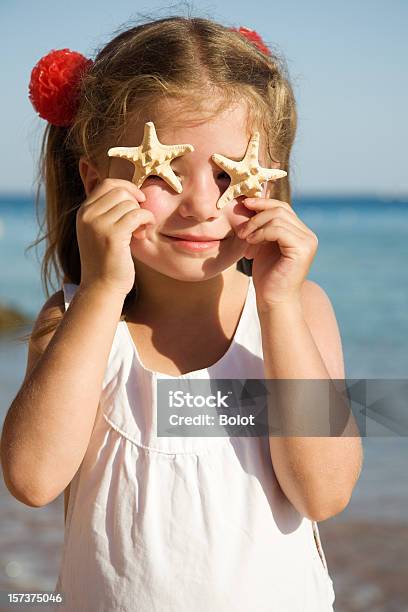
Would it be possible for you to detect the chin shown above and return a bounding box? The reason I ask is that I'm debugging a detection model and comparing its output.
[160,266,225,282]
[143,258,227,281]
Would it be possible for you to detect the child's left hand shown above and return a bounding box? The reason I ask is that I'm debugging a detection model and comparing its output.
[238,198,318,308]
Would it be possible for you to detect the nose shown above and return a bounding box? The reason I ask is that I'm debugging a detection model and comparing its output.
[176,166,225,221]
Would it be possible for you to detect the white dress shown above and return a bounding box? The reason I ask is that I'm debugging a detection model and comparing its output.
[54,277,335,611]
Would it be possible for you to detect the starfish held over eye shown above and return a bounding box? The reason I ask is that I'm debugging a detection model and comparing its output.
[107,121,194,193]
[211,132,287,209]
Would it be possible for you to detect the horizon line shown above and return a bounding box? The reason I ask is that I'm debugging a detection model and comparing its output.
[0,191,408,201]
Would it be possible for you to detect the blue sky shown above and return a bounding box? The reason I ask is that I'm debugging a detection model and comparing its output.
[1,0,407,196]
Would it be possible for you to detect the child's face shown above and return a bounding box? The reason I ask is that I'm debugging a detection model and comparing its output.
[107,99,273,282]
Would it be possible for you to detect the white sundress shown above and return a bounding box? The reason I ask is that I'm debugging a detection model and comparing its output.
[54,276,336,611]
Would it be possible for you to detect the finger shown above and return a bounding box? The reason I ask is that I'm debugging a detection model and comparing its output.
[242,198,315,234]
[115,207,156,230]
[104,178,146,202]
[239,208,310,238]
[242,198,314,233]
[97,199,140,224]
[131,212,156,239]
[82,188,146,220]
[243,198,296,217]
[84,178,146,208]
[245,219,312,245]
[132,227,148,240]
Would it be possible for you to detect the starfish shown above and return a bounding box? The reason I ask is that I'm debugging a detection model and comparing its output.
[211,132,287,209]
[107,121,194,193]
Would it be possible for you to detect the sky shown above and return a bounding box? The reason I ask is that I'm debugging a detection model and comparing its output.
[0,0,407,197]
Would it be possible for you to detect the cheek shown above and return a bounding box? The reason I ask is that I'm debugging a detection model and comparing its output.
[227,200,257,231]
[139,187,172,221]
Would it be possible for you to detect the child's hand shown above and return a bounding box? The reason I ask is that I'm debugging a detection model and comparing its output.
[76,178,156,298]
[238,198,318,308]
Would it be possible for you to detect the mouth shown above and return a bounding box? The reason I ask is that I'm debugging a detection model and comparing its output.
[161,234,228,252]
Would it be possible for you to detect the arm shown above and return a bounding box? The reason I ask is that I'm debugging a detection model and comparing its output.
[0,283,125,507]
[258,280,363,522]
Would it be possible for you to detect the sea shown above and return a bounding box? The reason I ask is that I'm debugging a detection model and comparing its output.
[0,193,407,597]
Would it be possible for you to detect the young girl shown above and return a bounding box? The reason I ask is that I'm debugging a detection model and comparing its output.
[1,16,362,612]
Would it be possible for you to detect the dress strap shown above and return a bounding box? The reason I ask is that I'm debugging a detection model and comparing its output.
[312,521,329,571]
[62,283,79,313]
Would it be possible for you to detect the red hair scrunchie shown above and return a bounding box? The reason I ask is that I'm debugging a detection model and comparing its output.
[28,48,93,127]
[229,26,271,56]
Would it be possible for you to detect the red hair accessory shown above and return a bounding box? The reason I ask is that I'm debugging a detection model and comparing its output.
[230,26,271,56]
[28,49,93,127]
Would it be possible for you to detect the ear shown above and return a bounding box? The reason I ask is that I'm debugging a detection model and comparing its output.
[79,157,102,197]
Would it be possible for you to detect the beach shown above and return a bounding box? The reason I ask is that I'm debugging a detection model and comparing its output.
[321,520,408,611]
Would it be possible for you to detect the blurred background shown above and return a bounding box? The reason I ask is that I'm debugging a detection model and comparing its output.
[1,1,407,611]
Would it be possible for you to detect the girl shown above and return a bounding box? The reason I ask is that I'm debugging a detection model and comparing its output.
[1,16,363,612]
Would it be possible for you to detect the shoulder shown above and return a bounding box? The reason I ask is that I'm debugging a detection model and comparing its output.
[300,279,335,315]
[300,280,345,379]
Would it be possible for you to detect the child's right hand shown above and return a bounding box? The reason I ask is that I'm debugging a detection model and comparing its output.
[76,178,156,298]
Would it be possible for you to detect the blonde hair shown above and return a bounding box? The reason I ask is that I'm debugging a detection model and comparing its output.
[24,15,297,343]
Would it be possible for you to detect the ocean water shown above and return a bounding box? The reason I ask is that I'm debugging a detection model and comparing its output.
[0,194,408,596]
